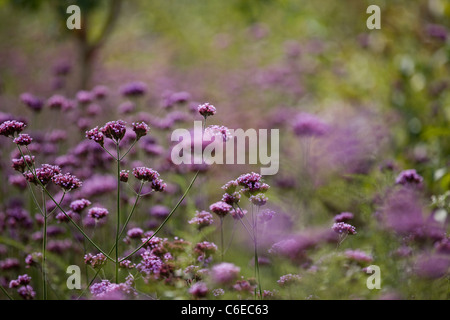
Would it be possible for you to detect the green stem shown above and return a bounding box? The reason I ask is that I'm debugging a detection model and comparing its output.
[17,146,114,262]
[115,143,121,283]
[120,170,200,262]
[220,217,224,262]
[0,284,13,300]
[42,190,48,300]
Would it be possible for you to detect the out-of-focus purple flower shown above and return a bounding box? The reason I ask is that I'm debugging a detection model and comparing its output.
[101,120,127,142]
[76,90,94,104]
[209,201,232,217]
[0,258,20,270]
[119,170,129,183]
[435,237,450,255]
[292,113,328,137]
[194,241,218,258]
[20,93,43,112]
[222,180,238,194]
[189,282,208,298]
[334,212,354,223]
[88,207,109,220]
[17,285,36,300]
[277,274,301,286]
[230,208,247,220]
[53,60,71,76]
[127,227,144,239]
[132,166,159,182]
[249,194,268,206]
[204,125,232,142]
[52,173,82,191]
[47,95,72,111]
[221,192,240,205]
[136,250,163,276]
[9,274,31,289]
[332,222,357,235]
[70,199,91,213]
[344,249,373,263]
[426,24,448,41]
[120,81,147,97]
[211,262,240,284]
[24,164,61,186]
[395,169,423,186]
[90,279,137,300]
[198,103,216,118]
[213,288,225,297]
[382,188,424,234]
[189,210,214,229]
[84,253,107,268]
[149,205,170,219]
[132,121,150,140]
[55,210,77,223]
[415,253,450,279]
[0,120,26,137]
[258,209,274,223]
[11,155,35,173]
[86,126,104,147]
[92,85,109,99]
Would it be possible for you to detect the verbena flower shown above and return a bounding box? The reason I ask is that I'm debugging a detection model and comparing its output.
[249,193,268,206]
[211,262,240,284]
[132,122,150,140]
[292,112,328,137]
[198,102,216,118]
[84,253,107,268]
[13,134,33,146]
[88,207,109,220]
[277,274,301,286]
[120,170,129,182]
[17,285,36,300]
[52,173,82,191]
[24,164,62,186]
[257,209,274,223]
[395,169,423,186]
[101,120,127,142]
[86,126,104,147]
[0,120,26,137]
[344,249,373,263]
[20,93,43,112]
[69,199,91,213]
[221,192,241,205]
[209,201,232,217]
[120,81,147,97]
[334,212,354,223]
[205,125,232,142]
[188,211,214,229]
[11,155,35,173]
[76,90,94,104]
[189,282,208,298]
[332,222,357,235]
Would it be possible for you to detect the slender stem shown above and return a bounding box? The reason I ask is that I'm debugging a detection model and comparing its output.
[220,217,224,262]
[120,170,200,262]
[120,139,138,161]
[0,284,13,300]
[41,190,48,300]
[17,146,114,262]
[115,143,121,283]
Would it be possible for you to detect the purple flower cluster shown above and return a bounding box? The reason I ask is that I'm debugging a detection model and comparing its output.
[292,112,328,137]
[332,222,357,235]
[277,274,301,286]
[20,93,43,112]
[84,253,107,268]
[209,201,232,217]
[90,277,137,299]
[211,262,240,284]
[188,211,214,229]
[70,199,91,213]
[12,155,35,173]
[198,102,216,118]
[88,207,109,220]
[13,134,33,146]
[86,126,104,146]
[132,167,166,191]
[52,173,82,191]
[0,120,26,137]
[334,212,354,223]
[101,120,127,142]
[344,249,373,263]
[395,169,423,186]
[189,282,209,298]
[120,81,147,97]
[132,122,150,140]
[23,164,62,186]
[136,250,163,276]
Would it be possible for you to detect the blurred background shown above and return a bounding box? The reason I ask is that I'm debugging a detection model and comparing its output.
[0,0,449,299]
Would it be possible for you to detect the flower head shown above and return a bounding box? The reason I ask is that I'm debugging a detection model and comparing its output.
[20,93,43,112]
[86,126,104,146]
[211,262,240,284]
[189,282,208,298]
[101,120,127,142]
[120,81,147,97]
[189,211,214,229]
[395,169,423,186]
[52,173,82,191]
[334,212,354,223]
[88,207,109,220]
[209,201,232,217]
[292,112,328,137]
[70,199,91,213]
[12,155,35,173]
[132,122,150,140]
[0,120,26,137]
[24,164,61,186]
[332,222,357,235]
[13,134,33,146]
[198,103,216,118]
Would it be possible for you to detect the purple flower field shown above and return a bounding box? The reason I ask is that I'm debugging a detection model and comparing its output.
[0,1,449,300]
